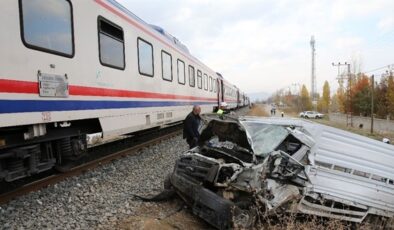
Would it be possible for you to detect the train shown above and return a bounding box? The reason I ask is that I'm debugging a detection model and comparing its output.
[0,0,249,182]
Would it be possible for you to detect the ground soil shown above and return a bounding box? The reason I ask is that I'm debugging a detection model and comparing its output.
[111,198,213,230]
[247,104,270,117]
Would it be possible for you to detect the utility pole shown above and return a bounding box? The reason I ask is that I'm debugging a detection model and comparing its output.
[310,36,317,110]
[371,74,374,134]
[332,62,353,127]
[347,63,353,127]
[292,83,302,112]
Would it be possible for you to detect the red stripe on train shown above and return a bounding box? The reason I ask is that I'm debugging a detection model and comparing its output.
[0,79,39,94]
[0,79,218,101]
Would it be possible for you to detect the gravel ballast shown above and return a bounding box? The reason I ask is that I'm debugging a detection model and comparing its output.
[0,135,188,229]
[0,108,250,229]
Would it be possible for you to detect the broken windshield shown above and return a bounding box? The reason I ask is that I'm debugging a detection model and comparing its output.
[241,122,289,157]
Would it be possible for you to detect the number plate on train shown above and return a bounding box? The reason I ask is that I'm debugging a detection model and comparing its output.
[38,73,69,97]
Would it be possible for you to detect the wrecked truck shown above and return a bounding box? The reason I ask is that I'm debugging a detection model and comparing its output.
[169,115,394,229]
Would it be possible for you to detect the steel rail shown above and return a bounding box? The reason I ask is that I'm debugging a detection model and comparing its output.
[0,127,182,204]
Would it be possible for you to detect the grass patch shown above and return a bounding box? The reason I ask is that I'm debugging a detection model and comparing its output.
[247,104,269,117]
[314,118,394,144]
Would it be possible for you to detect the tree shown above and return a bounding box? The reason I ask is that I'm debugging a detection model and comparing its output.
[353,86,371,116]
[330,93,340,112]
[352,74,371,116]
[322,81,330,113]
[336,83,346,113]
[300,85,312,111]
[387,75,394,119]
[375,77,388,119]
[317,94,326,113]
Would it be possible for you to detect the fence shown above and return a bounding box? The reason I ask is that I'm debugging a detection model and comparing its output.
[329,113,394,133]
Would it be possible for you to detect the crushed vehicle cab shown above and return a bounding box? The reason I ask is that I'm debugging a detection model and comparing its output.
[169,115,394,229]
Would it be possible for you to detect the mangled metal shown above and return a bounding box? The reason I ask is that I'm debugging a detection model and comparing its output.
[169,115,394,229]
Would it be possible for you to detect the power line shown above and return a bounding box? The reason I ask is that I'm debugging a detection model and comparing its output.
[364,63,394,74]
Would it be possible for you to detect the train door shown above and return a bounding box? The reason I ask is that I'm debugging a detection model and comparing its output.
[216,79,221,108]
[237,90,240,108]
[219,79,224,103]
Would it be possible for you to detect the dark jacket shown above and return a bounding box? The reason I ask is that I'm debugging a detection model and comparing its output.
[183,112,201,141]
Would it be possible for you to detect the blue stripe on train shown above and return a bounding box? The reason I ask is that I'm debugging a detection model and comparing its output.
[0,100,216,114]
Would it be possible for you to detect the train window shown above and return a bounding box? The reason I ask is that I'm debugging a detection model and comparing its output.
[203,74,208,91]
[197,70,202,89]
[161,50,172,81]
[189,66,195,87]
[98,17,125,70]
[213,79,216,93]
[137,38,154,77]
[209,76,213,92]
[202,74,205,90]
[177,59,185,85]
[19,0,74,57]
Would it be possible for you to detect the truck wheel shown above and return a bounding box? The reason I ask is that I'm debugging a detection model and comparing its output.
[164,174,172,190]
[232,206,256,229]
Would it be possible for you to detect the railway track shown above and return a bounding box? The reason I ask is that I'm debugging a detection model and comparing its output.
[0,124,182,205]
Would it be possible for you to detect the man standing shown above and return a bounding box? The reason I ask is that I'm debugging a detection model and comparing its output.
[183,105,201,149]
[216,102,227,118]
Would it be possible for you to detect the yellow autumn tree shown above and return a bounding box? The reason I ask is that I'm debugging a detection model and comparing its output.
[322,81,330,112]
[317,97,324,113]
[300,85,312,111]
[336,81,346,113]
[330,93,340,112]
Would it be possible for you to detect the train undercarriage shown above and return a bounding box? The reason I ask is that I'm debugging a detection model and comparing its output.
[0,120,100,182]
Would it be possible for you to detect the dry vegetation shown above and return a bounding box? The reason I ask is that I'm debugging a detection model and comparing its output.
[280,107,299,117]
[253,103,394,144]
[256,213,379,230]
[247,104,270,117]
[314,118,394,143]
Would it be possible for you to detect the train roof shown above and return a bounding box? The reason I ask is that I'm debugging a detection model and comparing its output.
[149,25,190,54]
[108,1,191,56]
[109,0,245,94]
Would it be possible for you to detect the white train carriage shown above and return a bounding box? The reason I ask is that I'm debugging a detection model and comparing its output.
[218,77,238,110]
[237,89,246,108]
[241,93,247,107]
[245,96,251,107]
[0,0,228,181]
[226,83,239,110]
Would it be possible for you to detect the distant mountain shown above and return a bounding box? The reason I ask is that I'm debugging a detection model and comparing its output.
[247,91,270,102]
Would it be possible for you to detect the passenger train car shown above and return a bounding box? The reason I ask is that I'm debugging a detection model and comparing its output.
[215,73,239,110]
[0,0,248,181]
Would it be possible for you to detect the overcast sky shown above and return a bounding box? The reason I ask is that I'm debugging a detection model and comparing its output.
[118,0,394,94]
